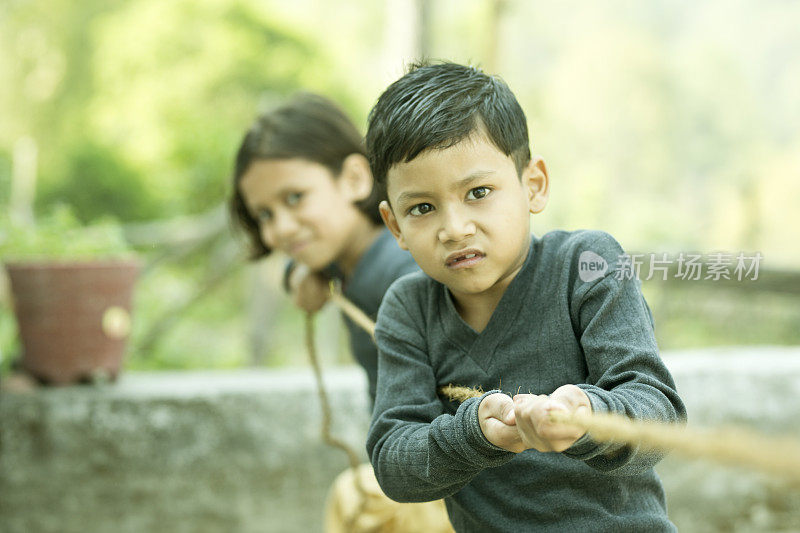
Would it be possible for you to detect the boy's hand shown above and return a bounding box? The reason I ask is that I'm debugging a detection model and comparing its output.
[478,393,525,453]
[513,385,591,453]
[287,264,329,313]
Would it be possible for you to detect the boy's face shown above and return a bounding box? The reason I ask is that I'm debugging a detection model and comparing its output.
[380,134,549,300]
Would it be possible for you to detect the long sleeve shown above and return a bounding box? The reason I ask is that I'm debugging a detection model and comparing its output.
[563,234,687,475]
[367,286,514,503]
[365,234,680,531]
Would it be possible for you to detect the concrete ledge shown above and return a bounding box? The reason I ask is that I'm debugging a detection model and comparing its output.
[1,368,371,533]
[2,347,800,532]
[653,347,800,533]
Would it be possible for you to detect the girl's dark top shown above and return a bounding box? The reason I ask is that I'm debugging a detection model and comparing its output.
[285,228,417,402]
[340,228,418,402]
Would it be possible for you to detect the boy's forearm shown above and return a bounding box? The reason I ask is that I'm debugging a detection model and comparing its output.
[368,395,513,502]
[555,381,682,473]
[564,379,684,474]
[370,286,513,501]
[574,330,686,474]
[570,264,687,474]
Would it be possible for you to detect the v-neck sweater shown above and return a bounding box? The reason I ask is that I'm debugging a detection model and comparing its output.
[367,229,686,533]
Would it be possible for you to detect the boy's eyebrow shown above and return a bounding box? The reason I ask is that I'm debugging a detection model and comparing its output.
[453,170,494,190]
[395,170,495,206]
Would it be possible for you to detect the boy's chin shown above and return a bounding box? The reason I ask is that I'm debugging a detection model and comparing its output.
[441,274,498,297]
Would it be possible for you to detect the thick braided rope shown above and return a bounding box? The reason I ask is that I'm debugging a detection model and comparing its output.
[329,289,375,338]
[327,289,800,484]
[440,385,800,483]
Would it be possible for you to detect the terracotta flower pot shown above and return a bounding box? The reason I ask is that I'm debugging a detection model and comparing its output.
[4,259,140,385]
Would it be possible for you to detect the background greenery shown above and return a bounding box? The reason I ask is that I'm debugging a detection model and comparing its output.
[1,0,798,373]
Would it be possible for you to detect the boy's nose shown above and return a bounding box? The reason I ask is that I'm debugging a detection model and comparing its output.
[437,206,476,244]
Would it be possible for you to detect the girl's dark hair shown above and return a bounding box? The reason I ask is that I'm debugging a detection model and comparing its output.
[230,92,382,260]
[366,61,531,201]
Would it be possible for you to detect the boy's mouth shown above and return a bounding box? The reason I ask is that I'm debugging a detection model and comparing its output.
[445,249,485,269]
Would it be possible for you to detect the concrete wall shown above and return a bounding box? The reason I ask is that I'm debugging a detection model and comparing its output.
[2,346,800,533]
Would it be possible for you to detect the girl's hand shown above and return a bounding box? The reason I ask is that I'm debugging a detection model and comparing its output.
[288,264,329,313]
[478,393,525,453]
[513,385,591,452]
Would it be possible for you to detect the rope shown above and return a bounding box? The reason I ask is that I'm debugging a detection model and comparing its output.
[329,297,800,484]
[328,282,375,339]
[304,313,369,530]
[440,384,800,482]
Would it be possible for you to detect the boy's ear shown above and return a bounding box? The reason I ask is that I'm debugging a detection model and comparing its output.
[338,153,374,202]
[379,201,408,250]
[522,155,549,214]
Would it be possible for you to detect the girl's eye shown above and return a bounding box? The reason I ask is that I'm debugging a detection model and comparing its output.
[256,208,273,222]
[466,186,491,200]
[286,192,303,206]
[409,203,434,217]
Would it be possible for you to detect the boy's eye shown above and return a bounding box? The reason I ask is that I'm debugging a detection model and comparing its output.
[286,192,303,206]
[409,203,434,216]
[466,186,491,200]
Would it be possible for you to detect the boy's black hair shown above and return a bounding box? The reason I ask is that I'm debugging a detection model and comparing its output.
[366,61,531,202]
[229,92,382,260]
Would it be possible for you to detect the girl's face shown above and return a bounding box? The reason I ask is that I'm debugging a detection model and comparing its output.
[238,158,365,270]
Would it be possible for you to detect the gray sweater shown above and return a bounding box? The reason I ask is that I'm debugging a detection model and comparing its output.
[340,228,418,402]
[367,230,686,532]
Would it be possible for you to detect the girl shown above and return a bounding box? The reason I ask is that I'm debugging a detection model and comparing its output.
[229,93,451,533]
[230,92,416,402]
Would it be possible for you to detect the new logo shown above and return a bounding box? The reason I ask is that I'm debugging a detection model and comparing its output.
[578,251,608,282]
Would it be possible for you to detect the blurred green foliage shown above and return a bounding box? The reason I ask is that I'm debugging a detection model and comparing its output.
[643,283,800,348]
[125,258,250,370]
[1,0,798,373]
[0,0,359,220]
[36,141,160,224]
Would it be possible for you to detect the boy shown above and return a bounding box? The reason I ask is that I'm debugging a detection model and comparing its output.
[365,62,686,532]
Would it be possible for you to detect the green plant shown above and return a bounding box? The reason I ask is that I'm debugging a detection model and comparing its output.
[0,205,133,262]
[1,206,140,381]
